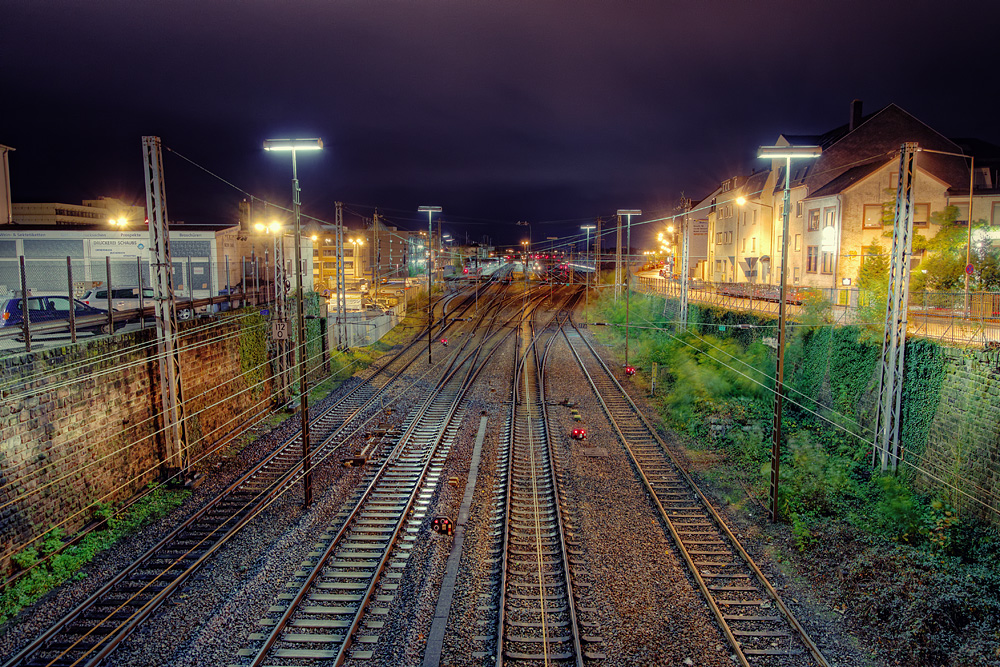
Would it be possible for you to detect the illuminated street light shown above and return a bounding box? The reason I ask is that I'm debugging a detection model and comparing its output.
[418,206,442,364]
[758,144,821,523]
[264,136,323,508]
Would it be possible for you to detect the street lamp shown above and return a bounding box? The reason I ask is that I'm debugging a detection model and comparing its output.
[418,206,442,364]
[757,144,821,523]
[617,209,641,366]
[264,137,323,508]
[581,225,595,318]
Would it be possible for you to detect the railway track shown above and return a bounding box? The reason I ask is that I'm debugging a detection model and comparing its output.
[1,284,514,667]
[560,322,831,667]
[494,291,601,666]
[235,286,547,666]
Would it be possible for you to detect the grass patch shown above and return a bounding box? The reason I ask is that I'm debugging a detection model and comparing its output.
[1,484,189,624]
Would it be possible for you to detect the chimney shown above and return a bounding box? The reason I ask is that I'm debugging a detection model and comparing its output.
[849,99,863,131]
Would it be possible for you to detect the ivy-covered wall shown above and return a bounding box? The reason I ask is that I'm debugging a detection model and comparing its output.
[680,295,998,524]
[924,347,1000,519]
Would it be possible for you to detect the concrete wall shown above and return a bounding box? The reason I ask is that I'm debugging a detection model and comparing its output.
[0,313,274,572]
[330,308,403,348]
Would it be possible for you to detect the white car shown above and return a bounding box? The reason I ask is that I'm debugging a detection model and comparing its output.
[80,286,155,315]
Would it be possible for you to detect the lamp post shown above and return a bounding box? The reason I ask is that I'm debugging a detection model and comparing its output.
[757,145,821,523]
[617,209,641,366]
[264,137,323,508]
[418,206,442,364]
[581,225,595,317]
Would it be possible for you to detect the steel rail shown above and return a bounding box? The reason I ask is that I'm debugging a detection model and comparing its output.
[244,286,544,666]
[498,291,584,666]
[562,322,831,667]
[3,285,507,667]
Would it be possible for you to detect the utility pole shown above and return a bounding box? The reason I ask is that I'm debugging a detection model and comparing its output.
[678,197,692,330]
[618,210,642,364]
[874,143,918,472]
[373,209,380,306]
[614,214,623,301]
[142,136,188,478]
[335,202,346,349]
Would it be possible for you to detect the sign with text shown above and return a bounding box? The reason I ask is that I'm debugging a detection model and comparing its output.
[271,319,289,340]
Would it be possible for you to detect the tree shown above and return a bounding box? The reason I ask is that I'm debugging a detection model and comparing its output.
[856,243,889,338]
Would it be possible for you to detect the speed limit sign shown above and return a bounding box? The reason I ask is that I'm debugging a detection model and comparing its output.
[271,320,289,340]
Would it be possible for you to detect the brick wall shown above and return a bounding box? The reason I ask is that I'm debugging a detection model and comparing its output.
[0,313,273,573]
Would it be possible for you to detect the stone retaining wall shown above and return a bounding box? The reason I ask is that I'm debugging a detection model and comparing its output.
[0,312,273,573]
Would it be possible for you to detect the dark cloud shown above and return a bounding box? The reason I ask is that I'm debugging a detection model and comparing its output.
[2,0,998,246]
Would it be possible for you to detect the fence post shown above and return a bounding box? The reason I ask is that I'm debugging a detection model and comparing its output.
[20,256,30,351]
[138,255,146,329]
[106,256,114,333]
[67,257,77,343]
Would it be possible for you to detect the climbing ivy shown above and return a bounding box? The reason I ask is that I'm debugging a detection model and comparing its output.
[898,338,946,463]
[238,311,268,397]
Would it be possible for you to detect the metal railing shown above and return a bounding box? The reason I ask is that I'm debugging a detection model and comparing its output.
[636,275,1000,346]
[0,255,280,351]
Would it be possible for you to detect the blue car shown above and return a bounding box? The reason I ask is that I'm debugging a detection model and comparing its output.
[0,294,123,339]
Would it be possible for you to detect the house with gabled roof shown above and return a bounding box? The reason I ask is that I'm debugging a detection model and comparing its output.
[702,101,999,293]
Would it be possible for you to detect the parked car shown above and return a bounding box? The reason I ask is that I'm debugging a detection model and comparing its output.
[80,285,156,315]
[0,294,123,339]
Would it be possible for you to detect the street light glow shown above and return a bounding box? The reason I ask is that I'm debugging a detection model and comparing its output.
[757,145,822,159]
[263,138,324,151]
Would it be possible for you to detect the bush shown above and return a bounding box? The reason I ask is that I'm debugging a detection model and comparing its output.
[839,540,1000,666]
[0,485,188,624]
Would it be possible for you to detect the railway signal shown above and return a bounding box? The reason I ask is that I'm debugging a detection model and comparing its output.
[625,365,636,377]
[571,428,587,440]
[431,515,454,536]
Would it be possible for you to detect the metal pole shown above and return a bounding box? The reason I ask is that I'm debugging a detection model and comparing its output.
[137,256,145,329]
[964,155,975,318]
[67,257,76,343]
[19,256,29,352]
[291,149,312,508]
[769,157,792,523]
[428,213,433,364]
[106,256,114,333]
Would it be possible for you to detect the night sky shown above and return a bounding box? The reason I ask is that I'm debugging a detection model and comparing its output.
[3,0,998,248]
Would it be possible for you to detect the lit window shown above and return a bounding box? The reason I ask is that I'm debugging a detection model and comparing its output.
[863,204,882,229]
[823,207,836,228]
[806,246,819,273]
[808,209,820,231]
[821,251,834,274]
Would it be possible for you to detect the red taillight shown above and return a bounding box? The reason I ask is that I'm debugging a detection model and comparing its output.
[2,312,8,321]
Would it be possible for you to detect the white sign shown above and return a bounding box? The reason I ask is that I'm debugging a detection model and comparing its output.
[90,239,148,257]
[272,320,289,340]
